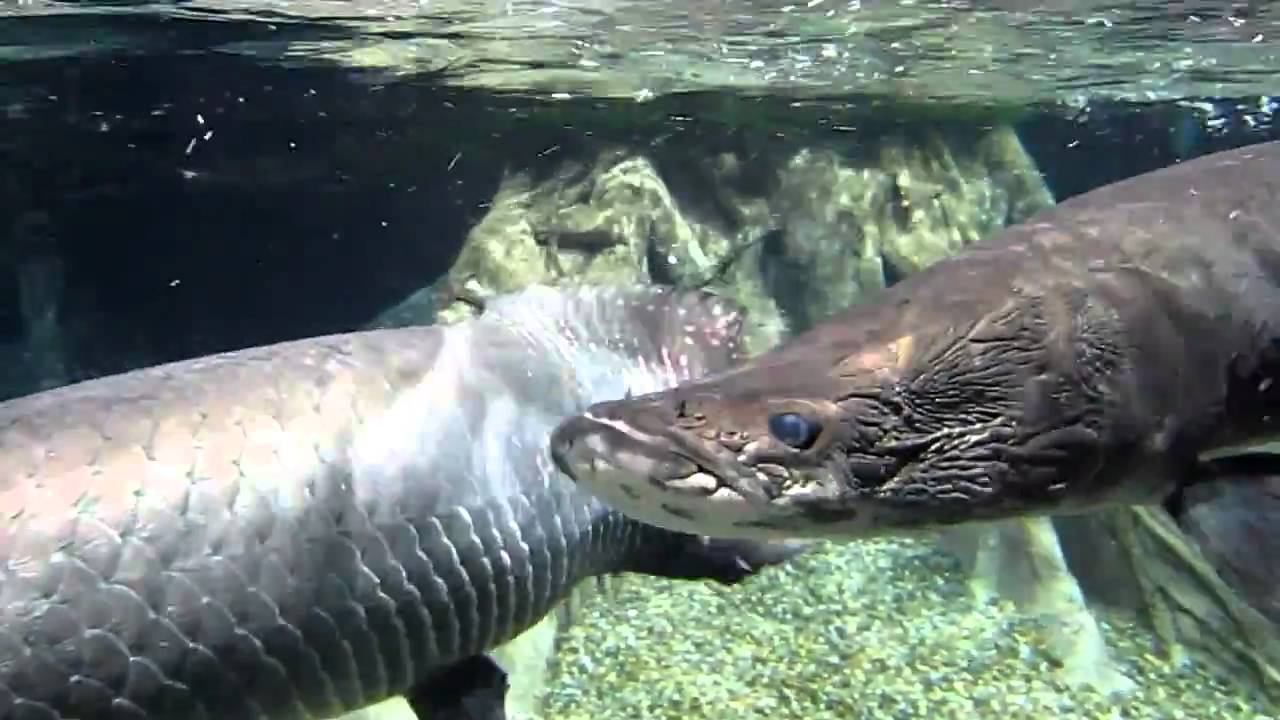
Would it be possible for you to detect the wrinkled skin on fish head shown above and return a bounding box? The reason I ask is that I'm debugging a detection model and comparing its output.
[551,293,1145,541]
[550,327,953,536]
[552,141,1280,541]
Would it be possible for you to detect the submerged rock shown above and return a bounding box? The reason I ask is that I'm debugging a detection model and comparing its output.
[1179,478,1280,626]
[394,125,1052,352]
[760,125,1052,329]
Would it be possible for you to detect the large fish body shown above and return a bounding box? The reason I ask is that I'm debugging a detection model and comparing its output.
[0,284,782,720]
[551,140,1280,540]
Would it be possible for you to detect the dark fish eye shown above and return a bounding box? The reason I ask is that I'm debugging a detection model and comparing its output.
[767,412,821,450]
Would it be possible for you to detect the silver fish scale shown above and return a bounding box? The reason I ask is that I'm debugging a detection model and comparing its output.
[0,284,745,720]
[0,437,636,720]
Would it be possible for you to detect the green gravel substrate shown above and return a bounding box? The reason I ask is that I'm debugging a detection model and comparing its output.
[544,537,1275,720]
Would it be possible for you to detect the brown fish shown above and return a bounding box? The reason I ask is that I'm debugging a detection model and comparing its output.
[550,141,1280,540]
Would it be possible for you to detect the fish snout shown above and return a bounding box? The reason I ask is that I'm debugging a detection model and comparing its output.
[549,413,662,523]
[548,409,782,539]
[549,413,699,488]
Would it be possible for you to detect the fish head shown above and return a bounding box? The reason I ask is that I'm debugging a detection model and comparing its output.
[551,284,1117,540]
[550,345,886,540]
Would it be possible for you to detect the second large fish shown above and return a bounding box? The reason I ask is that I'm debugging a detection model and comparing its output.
[0,284,800,720]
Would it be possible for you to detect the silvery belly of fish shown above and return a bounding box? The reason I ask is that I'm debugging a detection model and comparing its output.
[550,140,1280,541]
[0,284,802,720]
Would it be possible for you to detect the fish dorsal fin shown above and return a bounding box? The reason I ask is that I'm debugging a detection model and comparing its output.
[480,283,747,399]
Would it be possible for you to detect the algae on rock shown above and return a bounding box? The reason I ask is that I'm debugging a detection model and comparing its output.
[760,125,1052,329]
[391,147,787,352]
[404,124,1053,354]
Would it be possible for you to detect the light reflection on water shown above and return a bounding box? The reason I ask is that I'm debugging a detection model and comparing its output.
[0,0,1277,105]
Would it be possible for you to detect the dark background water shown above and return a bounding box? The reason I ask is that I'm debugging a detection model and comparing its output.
[0,9,1277,396]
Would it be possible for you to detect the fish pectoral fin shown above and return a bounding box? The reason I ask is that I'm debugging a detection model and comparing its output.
[1194,450,1280,481]
[1166,451,1280,519]
[407,654,510,720]
[624,534,810,586]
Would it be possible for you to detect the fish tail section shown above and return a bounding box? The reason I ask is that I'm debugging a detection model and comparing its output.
[619,531,810,586]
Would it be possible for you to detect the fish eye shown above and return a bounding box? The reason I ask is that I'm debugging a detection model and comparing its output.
[767,412,821,450]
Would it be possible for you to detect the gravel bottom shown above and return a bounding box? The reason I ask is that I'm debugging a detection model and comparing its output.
[544,537,1276,720]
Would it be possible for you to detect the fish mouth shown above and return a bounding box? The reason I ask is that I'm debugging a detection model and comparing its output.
[549,413,776,537]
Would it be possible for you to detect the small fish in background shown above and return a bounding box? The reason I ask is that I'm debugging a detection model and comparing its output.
[0,283,805,720]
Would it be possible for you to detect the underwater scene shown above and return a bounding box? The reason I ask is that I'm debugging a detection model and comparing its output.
[2,1,1280,719]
